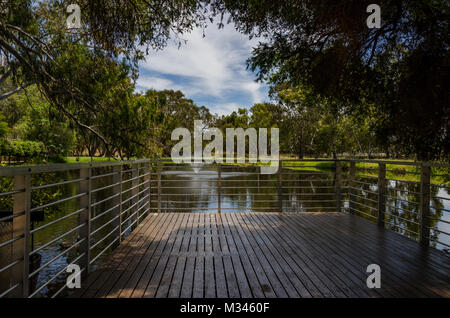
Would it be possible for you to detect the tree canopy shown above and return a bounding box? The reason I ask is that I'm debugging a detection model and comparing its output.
[211,0,449,160]
[0,1,448,161]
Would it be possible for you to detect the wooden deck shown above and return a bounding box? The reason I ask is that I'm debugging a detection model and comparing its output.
[73,212,450,298]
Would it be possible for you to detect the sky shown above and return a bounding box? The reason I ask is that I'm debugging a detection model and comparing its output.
[135,18,269,116]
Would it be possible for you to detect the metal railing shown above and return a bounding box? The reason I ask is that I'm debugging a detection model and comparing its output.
[0,159,151,298]
[345,160,450,251]
[0,158,448,298]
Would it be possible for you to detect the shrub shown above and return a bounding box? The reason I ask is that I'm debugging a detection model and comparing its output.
[0,140,46,160]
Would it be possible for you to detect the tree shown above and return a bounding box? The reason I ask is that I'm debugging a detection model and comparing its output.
[211,0,449,160]
[0,0,210,148]
[144,89,214,156]
[0,85,75,159]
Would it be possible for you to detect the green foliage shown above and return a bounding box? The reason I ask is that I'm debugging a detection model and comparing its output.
[0,139,46,159]
[212,0,449,160]
[143,89,214,157]
[0,0,211,149]
[0,85,75,160]
[0,113,9,139]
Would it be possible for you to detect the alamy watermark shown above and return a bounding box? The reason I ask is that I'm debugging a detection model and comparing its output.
[366,264,381,289]
[367,4,381,29]
[66,264,81,289]
[66,4,81,29]
[171,120,279,174]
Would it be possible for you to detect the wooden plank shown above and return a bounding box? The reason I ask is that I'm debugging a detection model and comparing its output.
[217,214,240,298]
[192,255,204,298]
[246,213,318,297]
[287,213,402,297]
[280,213,384,297]
[301,213,424,297]
[204,255,215,298]
[224,213,275,298]
[228,213,287,297]
[253,213,343,298]
[221,214,260,298]
[220,214,253,298]
[180,214,197,297]
[258,214,349,297]
[192,214,205,298]
[139,213,185,298]
[118,213,179,297]
[101,213,174,297]
[76,213,161,297]
[313,213,449,297]
[318,213,450,283]
[180,257,196,297]
[168,213,194,298]
[74,212,450,299]
[204,214,216,297]
[167,256,186,298]
[340,213,450,274]
[211,215,228,298]
[234,213,301,297]
[265,213,372,297]
[153,213,189,298]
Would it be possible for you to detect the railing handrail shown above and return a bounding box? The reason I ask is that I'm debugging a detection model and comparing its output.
[0,158,153,176]
[1,158,448,177]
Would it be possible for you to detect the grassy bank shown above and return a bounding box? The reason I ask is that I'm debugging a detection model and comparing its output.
[1,156,448,186]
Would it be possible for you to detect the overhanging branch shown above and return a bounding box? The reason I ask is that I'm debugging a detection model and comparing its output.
[0,81,33,100]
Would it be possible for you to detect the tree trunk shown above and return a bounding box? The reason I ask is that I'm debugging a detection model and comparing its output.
[298,131,304,159]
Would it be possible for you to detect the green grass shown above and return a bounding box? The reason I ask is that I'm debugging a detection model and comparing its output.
[63,156,117,163]
[2,156,448,186]
[353,162,449,185]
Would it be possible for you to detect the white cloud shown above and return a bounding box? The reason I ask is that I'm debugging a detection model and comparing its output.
[136,76,175,91]
[209,103,242,116]
[137,16,268,114]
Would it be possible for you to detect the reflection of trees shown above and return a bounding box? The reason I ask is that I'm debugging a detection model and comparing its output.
[346,174,447,248]
[156,166,338,212]
[282,171,337,212]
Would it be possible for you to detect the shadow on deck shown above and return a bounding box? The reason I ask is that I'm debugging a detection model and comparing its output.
[72,213,450,298]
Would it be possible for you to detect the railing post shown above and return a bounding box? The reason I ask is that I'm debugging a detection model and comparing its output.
[420,164,431,246]
[278,160,283,213]
[11,173,31,297]
[217,164,222,213]
[79,166,91,279]
[348,161,355,214]
[157,161,161,214]
[145,161,151,217]
[112,165,122,243]
[335,161,342,212]
[131,163,139,225]
[377,163,386,227]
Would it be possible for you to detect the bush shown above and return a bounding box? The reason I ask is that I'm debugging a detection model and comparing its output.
[0,139,46,160]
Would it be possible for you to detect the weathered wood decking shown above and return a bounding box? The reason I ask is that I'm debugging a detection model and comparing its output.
[74,213,450,298]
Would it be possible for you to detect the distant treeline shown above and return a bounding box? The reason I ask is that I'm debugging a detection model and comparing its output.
[0,84,435,164]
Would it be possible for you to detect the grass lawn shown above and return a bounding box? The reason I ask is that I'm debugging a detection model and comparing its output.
[2,156,448,186]
[63,156,118,163]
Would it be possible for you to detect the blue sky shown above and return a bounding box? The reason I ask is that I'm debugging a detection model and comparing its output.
[135,18,269,116]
